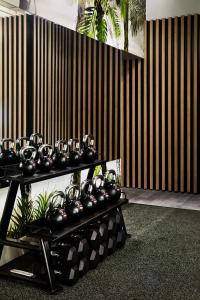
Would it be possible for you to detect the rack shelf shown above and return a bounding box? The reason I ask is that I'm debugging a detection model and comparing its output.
[4,160,107,184]
[27,198,128,242]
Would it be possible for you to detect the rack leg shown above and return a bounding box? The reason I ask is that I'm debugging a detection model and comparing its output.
[117,206,130,238]
[0,181,19,259]
[40,239,60,294]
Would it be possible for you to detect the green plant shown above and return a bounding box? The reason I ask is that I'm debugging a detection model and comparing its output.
[117,0,146,51]
[8,195,34,239]
[33,191,55,220]
[77,0,121,43]
[93,165,102,177]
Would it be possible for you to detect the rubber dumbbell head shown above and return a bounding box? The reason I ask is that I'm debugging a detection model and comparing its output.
[78,257,89,277]
[79,228,100,249]
[67,234,89,258]
[88,221,108,243]
[55,265,79,286]
[107,235,117,255]
[99,242,108,261]
[88,248,100,269]
[51,243,79,267]
[116,229,126,248]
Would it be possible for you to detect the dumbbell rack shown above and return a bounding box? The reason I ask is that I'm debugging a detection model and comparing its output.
[0,160,128,294]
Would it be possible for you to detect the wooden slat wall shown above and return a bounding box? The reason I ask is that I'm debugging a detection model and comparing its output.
[123,15,200,193]
[0,15,29,141]
[0,14,200,194]
[32,16,121,161]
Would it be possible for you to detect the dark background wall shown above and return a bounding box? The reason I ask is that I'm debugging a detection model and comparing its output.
[0,14,199,193]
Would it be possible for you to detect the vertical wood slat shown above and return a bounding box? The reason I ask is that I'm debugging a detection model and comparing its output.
[0,18,2,139]
[161,19,166,190]
[33,16,36,134]
[82,36,86,136]
[180,16,185,192]
[23,15,27,137]
[48,21,52,144]
[150,20,154,189]
[41,19,44,137]
[44,20,48,141]
[187,16,191,192]
[4,18,8,138]
[18,16,22,137]
[61,28,65,140]
[155,19,159,190]
[13,17,17,140]
[9,17,12,138]
[67,30,71,138]
[109,47,113,161]
[114,49,118,160]
[143,21,147,189]
[126,61,130,187]
[193,15,198,193]
[120,52,124,187]
[93,41,97,147]
[52,23,55,145]
[58,26,61,140]
[132,60,136,188]
[73,31,77,138]
[174,17,179,192]
[77,33,81,142]
[103,44,107,160]
[54,25,58,142]
[88,38,91,135]
[98,42,102,159]
[37,17,40,134]
[138,60,142,188]
[168,18,172,191]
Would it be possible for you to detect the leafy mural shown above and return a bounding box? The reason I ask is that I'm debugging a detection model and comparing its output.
[77,0,121,43]
[76,0,146,54]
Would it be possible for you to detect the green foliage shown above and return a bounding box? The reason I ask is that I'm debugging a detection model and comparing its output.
[8,196,34,239]
[77,0,121,43]
[93,165,102,177]
[129,0,146,35]
[33,191,55,220]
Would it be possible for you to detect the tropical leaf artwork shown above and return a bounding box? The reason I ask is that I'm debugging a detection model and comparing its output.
[76,0,146,53]
[77,0,121,43]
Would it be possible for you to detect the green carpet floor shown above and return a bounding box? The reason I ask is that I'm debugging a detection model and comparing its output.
[0,203,200,300]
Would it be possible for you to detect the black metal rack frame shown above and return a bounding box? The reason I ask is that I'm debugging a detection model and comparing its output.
[0,160,128,293]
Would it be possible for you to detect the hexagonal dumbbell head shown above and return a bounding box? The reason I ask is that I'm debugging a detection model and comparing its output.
[55,265,79,286]
[98,222,108,242]
[88,249,100,269]
[78,257,89,277]
[107,235,117,255]
[116,229,126,248]
[55,243,79,266]
[99,242,108,261]
[107,216,117,235]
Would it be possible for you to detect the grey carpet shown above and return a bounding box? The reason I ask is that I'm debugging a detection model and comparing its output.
[0,203,200,300]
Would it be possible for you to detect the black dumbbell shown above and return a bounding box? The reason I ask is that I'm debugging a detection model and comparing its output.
[99,242,108,261]
[66,234,89,258]
[54,264,79,286]
[102,215,117,235]
[78,257,89,277]
[88,221,108,243]
[116,229,126,248]
[88,248,100,269]
[107,235,117,255]
[79,228,100,249]
[113,210,124,231]
[51,243,78,267]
